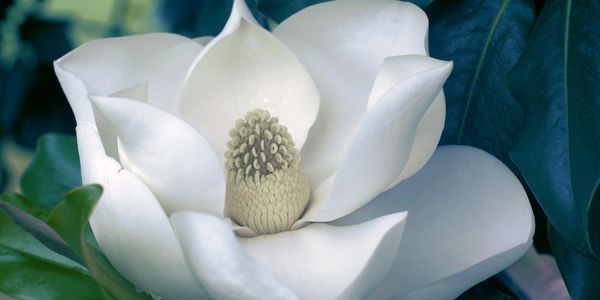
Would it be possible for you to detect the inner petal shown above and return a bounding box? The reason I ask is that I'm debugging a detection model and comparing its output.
[273,0,430,188]
[179,13,319,162]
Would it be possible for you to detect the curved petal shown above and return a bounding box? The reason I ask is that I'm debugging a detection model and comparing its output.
[91,96,225,216]
[179,0,320,160]
[391,242,532,300]
[333,145,535,299]
[241,212,407,299]
[386,93,445,189]
[367,56,446,189]
[274,0,430,184]
[55,33,202,157]
[171,212,300,300]
[56,33,202,114]
[505,247,569,300]
[300,57,452,223]
[76,124,206,299]
[193,36,214,46]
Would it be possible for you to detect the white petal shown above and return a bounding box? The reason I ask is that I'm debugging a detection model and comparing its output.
[367,55,446,189]
[300,57,452,223]
[333,145,535,299]
[505,247,570,300]
[56,33,202,114]
[274,0,429,184]
[241,212,407,299]
[391,242,532,300]
[54,33,202,157]
[76,124,206,299]
[386,93,445,189]
[91,96,225,216]
[109,82,148,101]
[179,0,320,161]
[193,36,214,46]
[171,212,299,300]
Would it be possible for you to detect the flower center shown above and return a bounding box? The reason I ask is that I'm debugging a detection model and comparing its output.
[224,109,310,234]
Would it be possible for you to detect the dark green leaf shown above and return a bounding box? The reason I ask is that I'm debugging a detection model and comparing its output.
[508,0,600,257]
[0,205,104,300]
[47,185,149,300]
[20,134,81,210]
[0,157,7,193]
[0,192,48,220]
[0,196,82,265]
[549,225,600,299]
[427,0,535,173]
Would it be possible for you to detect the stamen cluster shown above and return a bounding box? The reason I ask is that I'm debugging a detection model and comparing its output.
[224,109,310,234]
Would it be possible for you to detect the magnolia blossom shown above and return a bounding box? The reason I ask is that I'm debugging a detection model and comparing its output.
[54,0,534,299]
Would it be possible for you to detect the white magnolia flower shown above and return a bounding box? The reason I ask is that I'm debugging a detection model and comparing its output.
[54,0,534,299]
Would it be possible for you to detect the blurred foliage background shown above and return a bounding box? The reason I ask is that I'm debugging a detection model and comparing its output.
[0,0,162,192]
[0,0,250,192]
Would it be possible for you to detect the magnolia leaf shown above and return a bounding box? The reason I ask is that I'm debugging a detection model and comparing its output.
[508,0,600,257]
[47,185,150,300]
[549,225,600,299]
[0,204,104,300]
[20,134,81,210]
[0,192,48,220]
[428,0,535,173]
[0,157,6,192]
[0,195,81,265]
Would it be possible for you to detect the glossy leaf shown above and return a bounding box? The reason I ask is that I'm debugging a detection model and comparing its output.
[0,195,81,265]
[20,134,81,210]
[549,225,600,299]
[0,157,6,192]
[0,204,104,300]
[0,192,48,220]
[47,185,150,300]
[427,0,535,173]
[508,0,600,257]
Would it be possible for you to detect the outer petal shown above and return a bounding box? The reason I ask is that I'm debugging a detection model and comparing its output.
[171,211,406,300]
[242,212,407,299]
[55,33,202,115]
[91,96,225,216]
[300,56,452,223]
[504,247,569,300]
[55,33,202,156]
[179,0,320,160]
[274,0,430,184]
[76,124,206,299]
[333,146,535,299]
[171,212,299,300]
